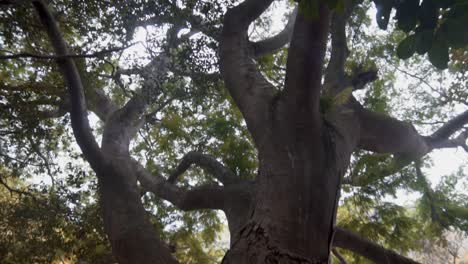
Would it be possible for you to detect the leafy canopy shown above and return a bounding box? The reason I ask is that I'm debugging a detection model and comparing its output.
[0,0,467,263]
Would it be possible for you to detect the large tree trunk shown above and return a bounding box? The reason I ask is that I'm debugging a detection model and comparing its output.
[220,2,349,262]
[223,114,352,263]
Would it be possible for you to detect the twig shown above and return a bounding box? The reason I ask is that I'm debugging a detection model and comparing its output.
[0,176,38,201]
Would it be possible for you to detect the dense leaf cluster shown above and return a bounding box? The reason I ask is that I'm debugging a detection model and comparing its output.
[374,0,468,68]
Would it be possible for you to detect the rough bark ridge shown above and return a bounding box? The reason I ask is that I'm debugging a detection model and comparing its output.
[28,0,468,263]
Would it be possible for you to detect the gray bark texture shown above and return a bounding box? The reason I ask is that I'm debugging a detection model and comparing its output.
[31,0,468,263]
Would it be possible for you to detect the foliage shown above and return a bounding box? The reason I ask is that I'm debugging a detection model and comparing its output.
[373,0,468,69]
[0,0,466,263]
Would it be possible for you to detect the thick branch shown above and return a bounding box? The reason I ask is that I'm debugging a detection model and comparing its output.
[430,129,468,152]
[32,0,104,170]
[357,104,468,155]
[283,6,330,125]
[324,2,356,91]
[349,101,467,186]
[134,161,225,211]
[136,4,220,41]
[167,151,238,185]
[219,0,276,145]
[428,109,468,148]
[0,175,38,201]
[224,0,274,31]
[356,104,430,156]
[250,7,297,57]
[333,227,420,264]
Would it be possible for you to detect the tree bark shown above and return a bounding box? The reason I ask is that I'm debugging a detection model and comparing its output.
[222,117,356,263]
[98,161,178,264]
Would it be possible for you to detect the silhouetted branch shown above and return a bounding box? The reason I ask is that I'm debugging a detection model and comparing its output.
[0,45,134,60]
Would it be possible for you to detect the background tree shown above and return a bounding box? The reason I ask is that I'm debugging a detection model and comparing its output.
[0,0,467,263]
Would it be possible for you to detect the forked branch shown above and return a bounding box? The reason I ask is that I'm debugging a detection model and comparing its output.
[324,1,357,90]
[133,160,226,211]
[357,106,468,155]
[167,151,239,185]
[349,105,468,186]
[219,0,276,144]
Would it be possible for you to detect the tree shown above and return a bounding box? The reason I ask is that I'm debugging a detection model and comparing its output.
[0,0,467,263]
[411,229,467,264]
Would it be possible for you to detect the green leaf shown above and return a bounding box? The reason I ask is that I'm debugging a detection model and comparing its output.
[397,34,417,59]
[428,35,449,69]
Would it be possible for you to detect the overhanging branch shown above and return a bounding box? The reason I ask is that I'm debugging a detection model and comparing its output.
[0,0,27,6]
[357,105,468,156]
[428,109,468,149]
[356,104,430,156]
[333,227,420,264]
[430,129,468,152]
[349,100,468,186]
